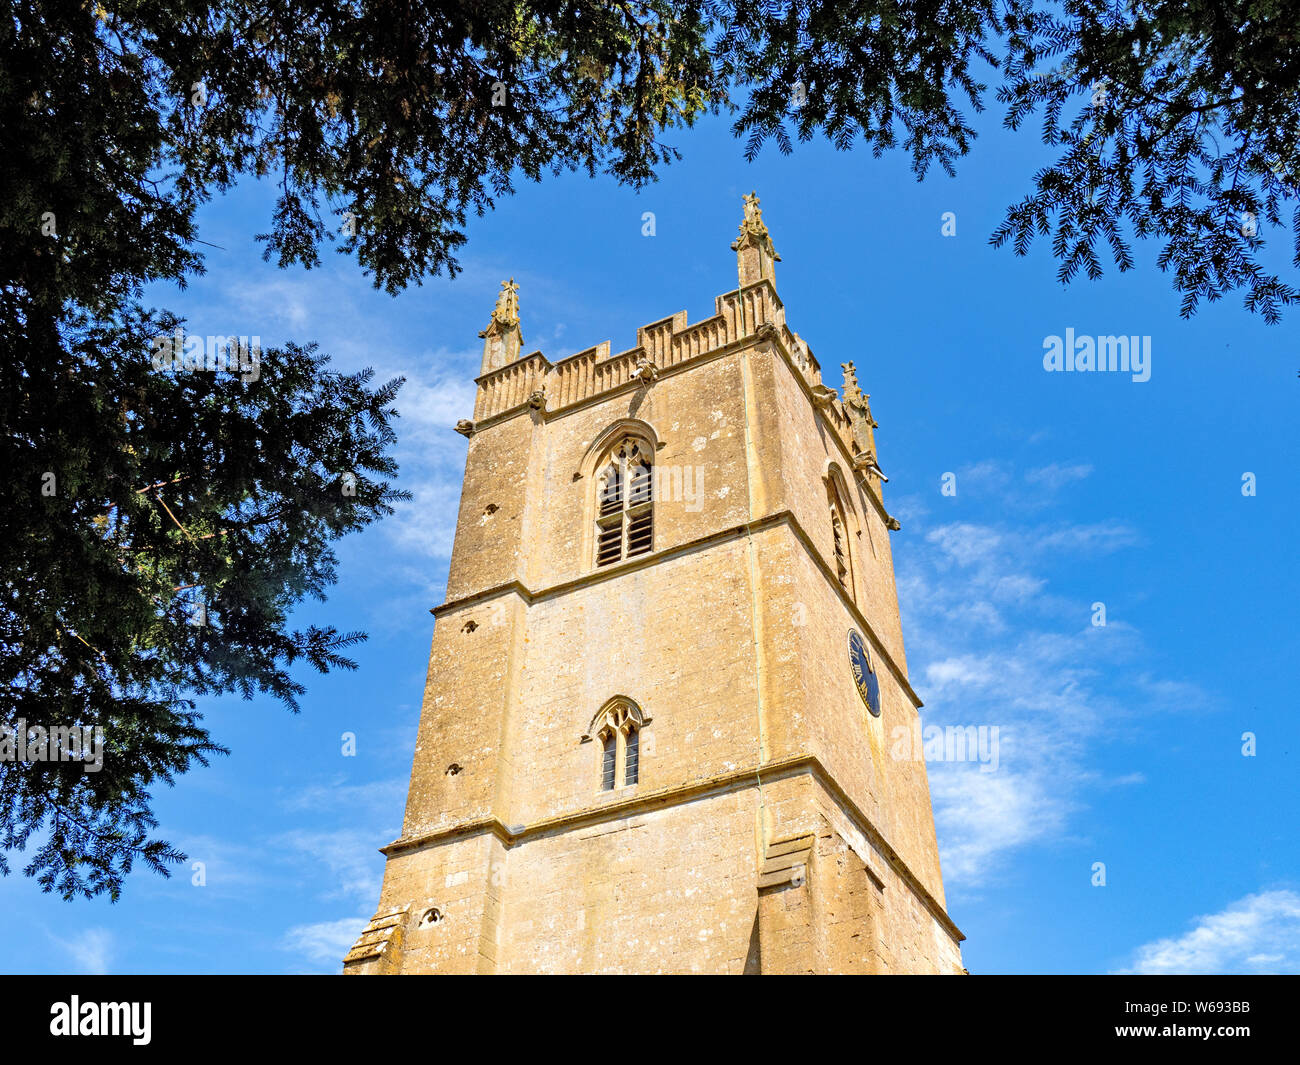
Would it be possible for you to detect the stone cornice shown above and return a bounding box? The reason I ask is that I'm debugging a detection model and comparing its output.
[383,753,964,946]
[433,508,923,712]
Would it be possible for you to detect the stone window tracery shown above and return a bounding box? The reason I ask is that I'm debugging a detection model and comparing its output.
[588,698,646,791]
[595,437,654,567]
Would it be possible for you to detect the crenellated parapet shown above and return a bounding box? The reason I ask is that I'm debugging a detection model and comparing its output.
[474,281,830,421]
[464,195,883,509]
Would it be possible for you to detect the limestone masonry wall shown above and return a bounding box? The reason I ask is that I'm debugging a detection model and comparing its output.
[347,198,963,974]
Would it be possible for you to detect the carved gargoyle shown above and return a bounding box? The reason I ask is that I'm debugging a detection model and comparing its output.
[634,356,659,384]
[454,419,474,437]
[852,450,889,482]
[527,388,547,412]
[811,384,838,409]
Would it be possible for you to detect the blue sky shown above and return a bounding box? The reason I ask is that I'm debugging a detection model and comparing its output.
[4,99,1298,976]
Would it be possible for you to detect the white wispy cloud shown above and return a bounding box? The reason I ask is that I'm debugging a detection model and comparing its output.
[381,354,479,449]
[897,463,1201,891]
[166,832,271,897]
[947,458,1100,512]
[282,916,371,972]
[373,349,476,571]
[1025,462,1093,490]
[49,927,114,975]
[274,828,390,907]
[270,825,395,972]
[1032,521,1142,555]
[926,521,1004,567]
[958,459,1012,495]
[161,780,403,973]
[279,776,407,820]
[930,770,1073,885]
[917,630,1112,885]
[223,275,323,333]
[383,472,465,563]
[1114,890,1300,974]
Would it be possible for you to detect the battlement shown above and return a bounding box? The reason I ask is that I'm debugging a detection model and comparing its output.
[463,191,888,499]
[470,279,869,470]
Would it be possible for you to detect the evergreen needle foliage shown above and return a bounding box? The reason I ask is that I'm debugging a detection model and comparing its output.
[2,0,1294,898]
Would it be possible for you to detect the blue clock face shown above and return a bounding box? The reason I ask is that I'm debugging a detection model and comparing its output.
[848,629,881,717]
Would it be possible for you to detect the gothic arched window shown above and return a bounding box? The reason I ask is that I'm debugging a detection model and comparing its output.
[589,698,645,791]
[595,437,653,567]
[827,478,853,595]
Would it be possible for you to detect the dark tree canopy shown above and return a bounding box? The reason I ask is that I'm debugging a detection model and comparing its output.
[994,0,1300,321]
[2,0,1296,899]
[721,0,1298,321]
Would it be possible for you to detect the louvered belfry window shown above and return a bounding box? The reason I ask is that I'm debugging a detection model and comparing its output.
[827,478,853,594]
[595,438,653,567]
[831,500,849,588]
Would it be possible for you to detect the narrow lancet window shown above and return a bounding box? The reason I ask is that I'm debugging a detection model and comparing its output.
[601,732,617,791]
[624,728,639,785]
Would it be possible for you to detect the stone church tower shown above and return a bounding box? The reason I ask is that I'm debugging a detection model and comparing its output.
[344,194,964,974]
